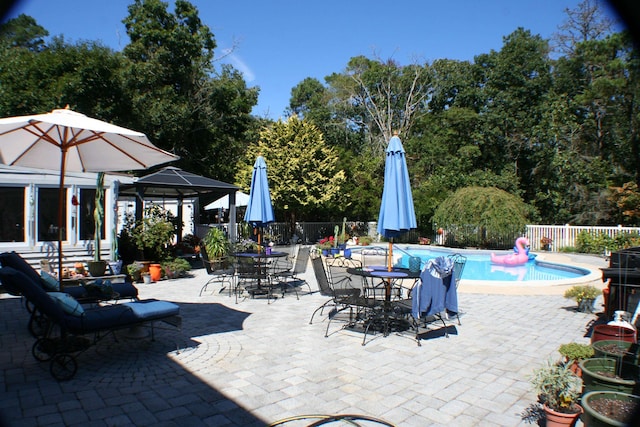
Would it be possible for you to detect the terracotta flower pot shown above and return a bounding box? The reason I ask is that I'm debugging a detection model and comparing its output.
[543,403,582,427]
[149,263,162,282]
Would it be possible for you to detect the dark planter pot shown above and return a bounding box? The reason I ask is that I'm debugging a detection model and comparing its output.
[578,298,596,313]
[321,249,329,257]
[87,260,107,277]
[591,324,637,344]
[581,390,640,427]
[330,248,339,256]
[592,340,640,365]
[579,357,639,395]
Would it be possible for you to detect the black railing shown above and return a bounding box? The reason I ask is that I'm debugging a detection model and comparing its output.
[197,222,521,250]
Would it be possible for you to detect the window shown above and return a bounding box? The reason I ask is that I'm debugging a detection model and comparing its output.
[38,188,66,242]
[0,187,25,242]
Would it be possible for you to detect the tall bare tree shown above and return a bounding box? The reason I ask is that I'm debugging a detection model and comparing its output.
[553,0,614,56]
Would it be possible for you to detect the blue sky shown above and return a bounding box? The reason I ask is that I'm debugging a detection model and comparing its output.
[5,1,624,120]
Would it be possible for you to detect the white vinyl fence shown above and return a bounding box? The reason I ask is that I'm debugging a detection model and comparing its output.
[526,225,640,252]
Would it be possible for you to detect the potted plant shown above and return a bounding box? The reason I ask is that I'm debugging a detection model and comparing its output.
[317,237,334,256]
[564,285,600,312]
[592,340,640,365]
[558,342,594,376]
[530,360,583,426]
[358,235,373,246]
[161,257,192,279]
[87,172,108,277]
[125,205,176,262]
[202,227,230,259]
[582,390,640,426]
[126,263,142,283]
[579,357,638,396]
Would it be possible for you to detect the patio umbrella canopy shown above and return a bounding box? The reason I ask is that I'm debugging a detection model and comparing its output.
[0,107,179,284]
[204,191,250,211]
[244,156,275,251]
[377,133,417,271]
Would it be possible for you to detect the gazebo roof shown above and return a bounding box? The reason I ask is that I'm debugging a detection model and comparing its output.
[118,166,238,198]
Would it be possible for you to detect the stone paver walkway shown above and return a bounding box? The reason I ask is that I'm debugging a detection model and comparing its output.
[0,252,608,426]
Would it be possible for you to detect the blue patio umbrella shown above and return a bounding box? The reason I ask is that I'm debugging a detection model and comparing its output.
[377,134,417,271]
[244,156,275,251]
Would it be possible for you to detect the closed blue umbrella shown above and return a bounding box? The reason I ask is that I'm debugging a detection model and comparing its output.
[244,156,275,252]
[377,134,417,270]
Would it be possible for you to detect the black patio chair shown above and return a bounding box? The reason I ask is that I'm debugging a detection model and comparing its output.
[198,245,234,296]
[271,246,312,299]
[234,256,273,304]
[323,257,382,344]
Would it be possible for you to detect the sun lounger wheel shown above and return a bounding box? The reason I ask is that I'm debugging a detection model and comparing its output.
[50,353,77,381]
[28,310,50,338]
[32,337,55,362]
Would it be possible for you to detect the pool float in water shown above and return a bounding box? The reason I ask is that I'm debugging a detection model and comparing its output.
[491,237,530,266]
[513,244,536,260]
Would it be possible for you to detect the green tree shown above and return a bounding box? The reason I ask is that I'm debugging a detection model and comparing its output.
[0,14,48,51]
[235,115,346,233]
[433,186,533,248]
[122,0,257,181]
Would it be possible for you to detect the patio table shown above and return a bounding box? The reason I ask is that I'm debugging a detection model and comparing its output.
[347,266,419,336]
[234,251,288,296]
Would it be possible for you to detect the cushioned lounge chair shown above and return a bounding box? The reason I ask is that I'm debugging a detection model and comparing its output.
[0,251,140,338]
[0,251,139,300]
[0,266,180,381]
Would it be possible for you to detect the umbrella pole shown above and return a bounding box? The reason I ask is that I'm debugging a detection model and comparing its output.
[57,150,67,290]
[388,239,393,272]
[255,226,261,253]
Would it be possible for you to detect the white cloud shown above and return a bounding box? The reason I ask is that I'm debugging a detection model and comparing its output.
[223,49,256,82]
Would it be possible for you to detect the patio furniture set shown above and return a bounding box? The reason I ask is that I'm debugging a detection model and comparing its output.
[199,244,312,304]
[309,251,466,346]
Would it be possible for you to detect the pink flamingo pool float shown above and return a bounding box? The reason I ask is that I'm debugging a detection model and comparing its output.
[490,237,530,266]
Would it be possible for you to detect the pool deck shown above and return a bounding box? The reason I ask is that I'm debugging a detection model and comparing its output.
[0,250,610,426]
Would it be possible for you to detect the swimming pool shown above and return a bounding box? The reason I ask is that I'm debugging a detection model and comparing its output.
[386,246,596,284]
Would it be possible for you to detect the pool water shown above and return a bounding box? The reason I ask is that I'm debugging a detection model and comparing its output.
[396,248,590,282]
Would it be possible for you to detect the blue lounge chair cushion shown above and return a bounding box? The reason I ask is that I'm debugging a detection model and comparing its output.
[0,251,43,285]
[123,301,179,319]
[41,270,60,291]
[48,292,85,316]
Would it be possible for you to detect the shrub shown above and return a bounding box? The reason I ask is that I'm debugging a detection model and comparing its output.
[563,285,600,303]
[558,342,594,361]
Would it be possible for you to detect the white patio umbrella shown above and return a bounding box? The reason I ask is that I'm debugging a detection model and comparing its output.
[0,107,179,284]
[204,191,250,210]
